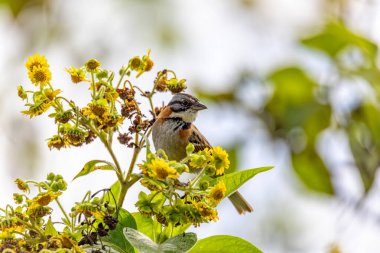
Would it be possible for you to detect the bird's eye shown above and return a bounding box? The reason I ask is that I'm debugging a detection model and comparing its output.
[181,100,191,107]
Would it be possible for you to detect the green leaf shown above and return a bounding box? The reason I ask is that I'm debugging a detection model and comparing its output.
[188,235,262,253]
[347,117,380,193]
[45,217,58,236]
[226,146,238,174]
[292,149,334,194]
[123,227,197,253]
[211,167,273,197]
[163,223,191,239]
[103,208,137,253]
[266,67,331,141]
[301,21,377,59]
[159,232,197,253]
[265,66,334,195]
[124,227,159,253]
[73,160,115,180]
[132,212,161,241]
[103,180,121,206]
[194,89,236,103]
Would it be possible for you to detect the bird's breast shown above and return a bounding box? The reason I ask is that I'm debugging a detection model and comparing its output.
[152,119,189,161]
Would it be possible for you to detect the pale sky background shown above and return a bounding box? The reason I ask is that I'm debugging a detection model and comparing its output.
[1,0,380,252]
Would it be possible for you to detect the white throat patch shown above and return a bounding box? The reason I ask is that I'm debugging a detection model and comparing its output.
[170,110,198,123]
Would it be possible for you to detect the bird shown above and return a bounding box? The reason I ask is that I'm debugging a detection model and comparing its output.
[152,93,253,214]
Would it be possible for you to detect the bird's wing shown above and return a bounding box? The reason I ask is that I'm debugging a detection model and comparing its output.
[189,125,212,152]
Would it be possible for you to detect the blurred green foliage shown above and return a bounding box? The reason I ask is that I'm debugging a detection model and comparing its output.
[197,20,380,196]
[0,0,46,17]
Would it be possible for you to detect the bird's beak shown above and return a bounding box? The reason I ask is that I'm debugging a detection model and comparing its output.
[192,101,207,111]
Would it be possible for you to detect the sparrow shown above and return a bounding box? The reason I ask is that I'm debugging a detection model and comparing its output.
[152,93,253,214]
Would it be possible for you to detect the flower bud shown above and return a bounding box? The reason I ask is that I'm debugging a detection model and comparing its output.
[17,85,27,100]
[85,59,101,72]
[56,179,67,191]
[205,165,216,176]
[51,182,60,192]
[199,180,210,191]
[47,172,55,181]
[96,69,109,79]
[129,57,142,70]
[13,193,23,204]
[186,143,195,155]
[54,174,63,181]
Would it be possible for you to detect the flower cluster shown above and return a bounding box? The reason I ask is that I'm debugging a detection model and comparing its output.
[136,144,229,227]
[11,53,241,252]
[0,173,76,252]
[153,69,187,94]
[19,52,158,150]
[72,194,119,248]
[25,54,52,87]
[0,173,120,253]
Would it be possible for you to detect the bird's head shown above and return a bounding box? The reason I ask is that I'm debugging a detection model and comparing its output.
[167,93,207,123]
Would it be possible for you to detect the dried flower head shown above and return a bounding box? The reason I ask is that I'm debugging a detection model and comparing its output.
[129,57,142,70]
[85,59,101,72]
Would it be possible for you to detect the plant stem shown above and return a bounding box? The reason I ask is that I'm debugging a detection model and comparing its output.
[104,140,125,184]
[91,72,96,98]
[116,66,129,89]
[190,167,207,188]
[148,96,155,116]
[117,181,128,212]
[116,174,141,212]
[55,198,73,231]
[17,219,45,240]
[125,137,141,182]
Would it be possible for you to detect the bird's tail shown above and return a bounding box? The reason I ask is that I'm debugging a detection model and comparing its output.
[228,191,253,215]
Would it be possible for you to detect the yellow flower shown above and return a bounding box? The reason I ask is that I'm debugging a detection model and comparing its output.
[130,50,154,77]
[47,135,69,150]
[17,85,27,100]
[25,54,49,72]
[88,99,109,117]
[15,179,29,193]
[145,158,179,181]
[0,217,24,233]
[210,146,230,176]
[189,151,209,170]
[43,88,61,101]
[101,113,124,131]
[59,125,88,146]
[22,100,52,118]
[166,78,187,94]
[28,65,52,87]
[28,191,62,207]
[194,202,218,222]
[208,181,226,205]
[66,66,87,83]
[142,49,154,71]
[0,230,14,240]
[74,203,104,219]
